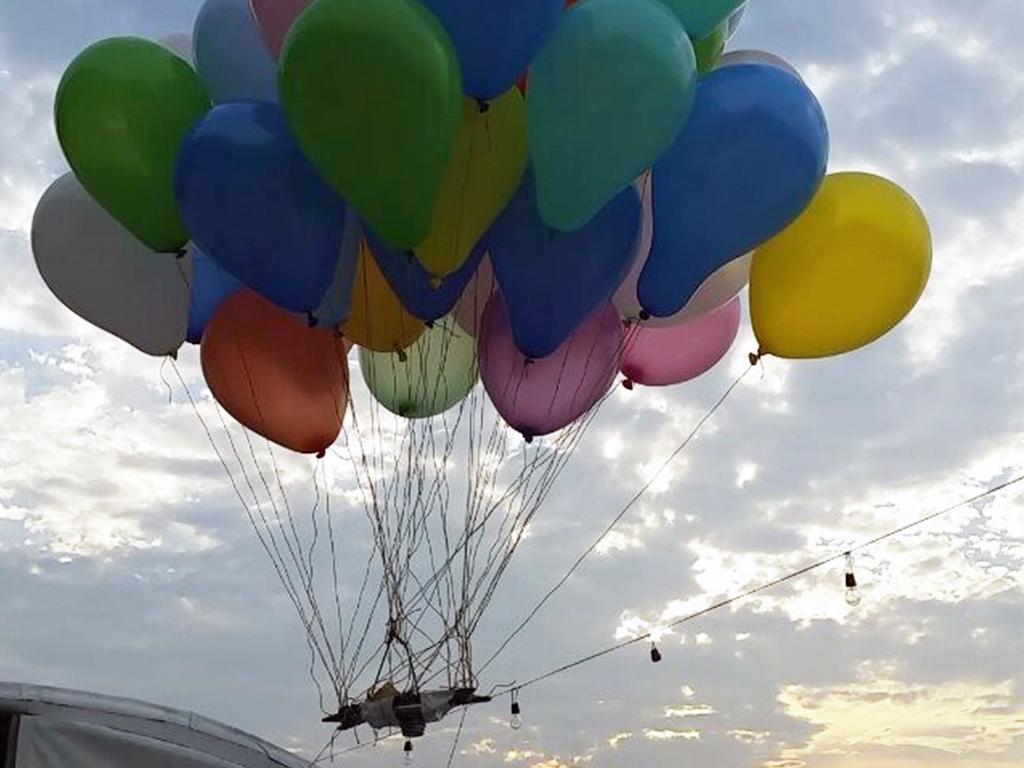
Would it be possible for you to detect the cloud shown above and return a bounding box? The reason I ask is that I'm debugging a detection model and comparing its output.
[774,665,1024,766]
[0,1,1022,767]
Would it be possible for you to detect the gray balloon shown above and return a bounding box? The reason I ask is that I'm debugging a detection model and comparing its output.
[716,49,803,81]
[726,4,747,40]
[32,174,192,356]
[157,32,195,67]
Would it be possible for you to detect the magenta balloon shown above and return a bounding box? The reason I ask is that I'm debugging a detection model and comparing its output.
[249,0,311,58]
[479,296,624,440]
[621,296,741,387]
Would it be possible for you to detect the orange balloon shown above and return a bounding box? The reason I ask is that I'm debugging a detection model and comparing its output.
[201,291,349,456]
[453,255,496,337]
[341,240,426,352]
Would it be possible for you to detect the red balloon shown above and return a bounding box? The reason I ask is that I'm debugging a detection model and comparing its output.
[201,291,349,455]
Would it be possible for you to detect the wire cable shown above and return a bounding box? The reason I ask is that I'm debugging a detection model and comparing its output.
[480,362,755,674]
[494,471,1024,698]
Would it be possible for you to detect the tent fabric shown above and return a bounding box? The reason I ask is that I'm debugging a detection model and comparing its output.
[17,718,241,768]
[0,684,308,768]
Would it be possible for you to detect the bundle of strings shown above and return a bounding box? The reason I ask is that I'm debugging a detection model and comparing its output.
[174,313,642,716]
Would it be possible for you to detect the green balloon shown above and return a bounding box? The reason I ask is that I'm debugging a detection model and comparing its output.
[55,38,210,253]
[360,317,477,419]
[280,0,463,250]
[693,21,728,75]
[661,0,746,40]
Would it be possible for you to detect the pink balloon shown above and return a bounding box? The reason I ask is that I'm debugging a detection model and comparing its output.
[621,296,741,387]
[249,0,311,58]
[479,296,624,440]
[454,255,496,337]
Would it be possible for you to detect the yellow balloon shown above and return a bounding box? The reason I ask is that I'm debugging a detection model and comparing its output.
[751,172,931,359]
[342,241,426,353]
[415,88,527,278]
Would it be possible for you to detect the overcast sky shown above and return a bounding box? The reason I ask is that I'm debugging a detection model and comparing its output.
[1,1,1022,767]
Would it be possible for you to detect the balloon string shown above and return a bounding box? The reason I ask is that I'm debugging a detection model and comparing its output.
[478,359,755,675]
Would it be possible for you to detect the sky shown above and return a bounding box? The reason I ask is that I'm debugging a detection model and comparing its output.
[0,1,1023,767]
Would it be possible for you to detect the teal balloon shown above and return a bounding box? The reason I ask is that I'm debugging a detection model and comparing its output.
[661,0,747,40]
[527,0,697,231]
[359,316,478,419]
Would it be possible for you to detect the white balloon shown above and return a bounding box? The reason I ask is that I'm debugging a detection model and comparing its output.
[665,252,752,324]
[726,5,747,40]
[716,49,803,81]
[614,172,751,327]
[157,32,195,67]
[612,173,655,322]
[32,174,192,356]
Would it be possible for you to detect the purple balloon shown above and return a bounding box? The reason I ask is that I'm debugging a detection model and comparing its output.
[621,296,741,387]
[479,295,624,440]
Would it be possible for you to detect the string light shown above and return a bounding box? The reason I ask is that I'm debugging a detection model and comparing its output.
[844,552,862,607]
[650,642,662,663]
[510,690,522,730]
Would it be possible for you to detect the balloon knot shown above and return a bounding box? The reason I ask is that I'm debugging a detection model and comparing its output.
[307,311,318,328]
[748,349,764,367]
[522,433,534,444]
[425,320,435,329]
[396,348,408,363]
[476,99,491,114]
[316,449,326,459]
[638,310,651,322]
[174,248,187,260]
[404,250,415,262]
[429,275,443,290]
[167,350,178,361]
[524,358,535,366]
[622,378,634,391]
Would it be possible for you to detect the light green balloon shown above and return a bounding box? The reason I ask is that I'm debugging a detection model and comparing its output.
[527,0,697,232]
[660,0,747,40]
[279,0,463,250]
[359,316,478,419]
[55,37,211,253]
[694,21,728,75]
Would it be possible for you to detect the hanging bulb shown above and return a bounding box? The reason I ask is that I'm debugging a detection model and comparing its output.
[844,552,861,607]
[510,691,522,730]
[650,642,662,663]
[403,740,414,766]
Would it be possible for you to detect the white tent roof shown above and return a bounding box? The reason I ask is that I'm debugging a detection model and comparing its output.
[0,683,310,768]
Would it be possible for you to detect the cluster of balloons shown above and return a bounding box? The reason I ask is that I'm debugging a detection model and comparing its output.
[33,0,933,455]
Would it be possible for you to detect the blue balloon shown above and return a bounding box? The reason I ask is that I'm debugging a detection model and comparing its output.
[313,209,362,328]
[175,102,351,314]
[194,0,278,103]
[489,171,640,359]
[367,229,488,323]
[639,64,829,318]
[422,0,563,100]
[187,247,244,344]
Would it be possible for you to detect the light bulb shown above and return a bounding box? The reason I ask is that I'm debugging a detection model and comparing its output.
[403,740,414,766]
[510,700,522,730]
[844,552,861,607]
